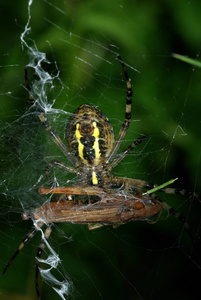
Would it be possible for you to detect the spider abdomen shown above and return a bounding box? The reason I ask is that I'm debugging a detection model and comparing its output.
[66,104,114,166]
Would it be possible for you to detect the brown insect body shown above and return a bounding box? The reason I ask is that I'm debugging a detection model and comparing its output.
[24,187,162,226]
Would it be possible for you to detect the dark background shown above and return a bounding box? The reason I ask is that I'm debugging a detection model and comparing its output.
[1,1,201,299]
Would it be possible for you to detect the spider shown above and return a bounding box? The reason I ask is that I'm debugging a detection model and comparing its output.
[2,55,193,298]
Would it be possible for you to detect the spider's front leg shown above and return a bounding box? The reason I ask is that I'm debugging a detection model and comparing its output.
[25,68,76,164]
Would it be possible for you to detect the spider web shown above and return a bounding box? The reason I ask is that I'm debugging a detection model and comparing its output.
[1,1,201,299]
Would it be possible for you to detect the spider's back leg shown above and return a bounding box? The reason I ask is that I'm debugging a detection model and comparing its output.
[2,223,43,275]
[35,225,52,298]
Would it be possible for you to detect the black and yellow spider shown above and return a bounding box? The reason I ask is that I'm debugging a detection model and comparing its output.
[3,55,193,298]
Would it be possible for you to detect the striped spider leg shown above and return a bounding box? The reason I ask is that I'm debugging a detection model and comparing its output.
[2,221,52,298]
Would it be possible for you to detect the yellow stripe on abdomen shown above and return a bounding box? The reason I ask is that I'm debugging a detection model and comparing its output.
[75,123,84,160]
[92,121,101,159]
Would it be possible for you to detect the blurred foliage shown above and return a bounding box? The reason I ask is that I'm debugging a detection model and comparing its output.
[1,0,201,300]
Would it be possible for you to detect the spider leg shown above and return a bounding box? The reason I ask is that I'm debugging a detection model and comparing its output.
[110,176,199,199]
[2,223,43,275]
[162,201,187,225]
[111,176,194,238]
[45,160,81,187]
[157,195,193,240]
[107,55,133,163]
[155,186,200,198]
[108,135,146,171]
[35,225,52,299]
[25,68,76,165]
